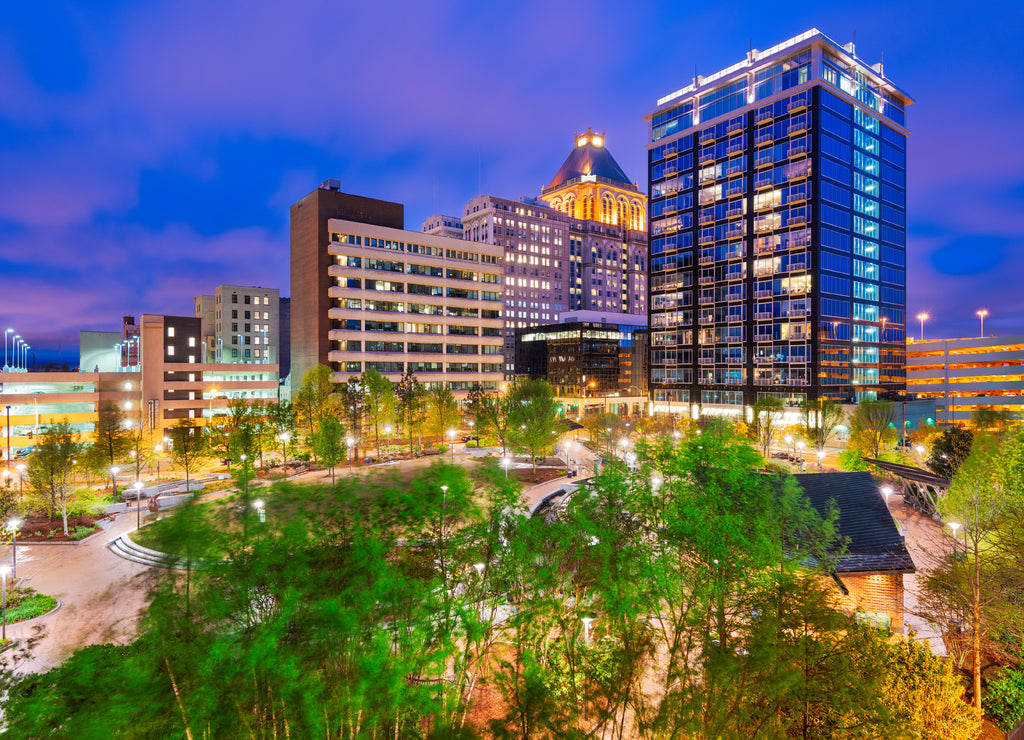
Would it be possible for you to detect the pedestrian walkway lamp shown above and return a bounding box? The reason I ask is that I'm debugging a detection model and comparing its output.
[346,437,355,466]
[6,519,20,578]
[0,566,8,641]
[279,431,290,469]
[448,429,457,459]
[880,485,892,509]
[501,458,510,478]
[948,521,961,558]
[253,500,265,544]
[581,616,594,646]
[817,450,825,471]
[154,444,162,477]
[134,481,144,529]
[15,464,25,495]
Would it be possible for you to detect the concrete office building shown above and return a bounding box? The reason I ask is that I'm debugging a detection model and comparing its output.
[906,335,1024,425]
[1,315,279,464]
[290,182,504,397]
[426,129,648,374]
[193,285,282,367]
[645,30,912,417]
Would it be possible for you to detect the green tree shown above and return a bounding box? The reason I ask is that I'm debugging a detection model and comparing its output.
[927,426,974,479]
[921,433,1024,710]
[27,420,84,535]
[478,388,513,454]
[293,364,336,442]
[848,398,899,459]
[84,401,130,479]
[167,420,208,493]
[426,385,459,445]
[800,397,845,452]
[507,379,563,471]
[972,406,1018,434]
[752,395,785,459]
[395,370,426,454]
[339,376,366,460]
[361,368,395,458]
[312,416,346,484]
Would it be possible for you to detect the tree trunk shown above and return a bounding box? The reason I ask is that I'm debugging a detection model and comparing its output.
[972,546,982,710]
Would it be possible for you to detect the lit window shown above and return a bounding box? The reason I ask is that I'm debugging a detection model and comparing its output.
[167,345,175,356]
[167,327,175,337]
[188,337,196,347]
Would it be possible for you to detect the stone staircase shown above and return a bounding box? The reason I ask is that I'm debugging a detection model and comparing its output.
[107,533,198,570]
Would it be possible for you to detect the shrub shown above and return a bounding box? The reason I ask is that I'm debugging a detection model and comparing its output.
[987,666,1024,731]
[70,525,96,541]
[6,593,58,623]
[465,440,479,449]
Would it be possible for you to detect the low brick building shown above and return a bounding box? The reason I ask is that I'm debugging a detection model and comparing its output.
[795,472,916,632]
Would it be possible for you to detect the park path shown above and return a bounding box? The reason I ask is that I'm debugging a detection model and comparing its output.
[2,509,156,675]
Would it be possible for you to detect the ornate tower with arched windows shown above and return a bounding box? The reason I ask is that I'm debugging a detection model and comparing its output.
[540,128,648,315]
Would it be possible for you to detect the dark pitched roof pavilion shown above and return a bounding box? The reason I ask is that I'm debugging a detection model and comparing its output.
[794,472,915,574]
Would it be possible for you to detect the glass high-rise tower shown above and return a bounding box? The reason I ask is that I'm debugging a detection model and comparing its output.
[645,29,913,419]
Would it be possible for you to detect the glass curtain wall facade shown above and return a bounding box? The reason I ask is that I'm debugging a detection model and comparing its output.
[646,29,912,415]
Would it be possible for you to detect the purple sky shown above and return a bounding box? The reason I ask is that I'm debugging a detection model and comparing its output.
[2,1,1023,366]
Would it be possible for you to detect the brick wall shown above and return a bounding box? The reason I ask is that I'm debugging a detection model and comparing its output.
[832,571,906,632]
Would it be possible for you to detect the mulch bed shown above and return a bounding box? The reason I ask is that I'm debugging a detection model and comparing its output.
[15,513,101,542]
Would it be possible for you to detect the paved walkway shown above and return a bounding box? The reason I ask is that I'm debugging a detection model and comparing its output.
[1,512,155,675]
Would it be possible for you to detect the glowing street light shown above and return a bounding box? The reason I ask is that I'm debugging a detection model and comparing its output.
[976,309,988,338]
[6,519,21,578]
[448,429,457,459]
[501,457,510,478]
[880,485,893,508]
[916,312,929,341]
[817,449,825,471]
[581,616,594,646]
[948,521,962,558]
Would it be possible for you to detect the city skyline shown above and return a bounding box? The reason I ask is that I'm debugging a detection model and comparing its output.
[2,1,1023,364]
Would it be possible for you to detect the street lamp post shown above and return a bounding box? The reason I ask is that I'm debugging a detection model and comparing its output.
[7,519,21,578]
[501,457,510,479]
[581,616,594,646]
[134,481,144,529]
[916,312,929,342]
[346,437,355,466]
[976,309,988,338]
[881,485,893,509]
[154,444,162,478]
[817,449,825,471]
[15,464,25,495]
[279,431,290,470]
[448,429,456,460]
[3,329,12,371]
[253,500,265,544]
[0,566,8,641]
[948,521,961,559]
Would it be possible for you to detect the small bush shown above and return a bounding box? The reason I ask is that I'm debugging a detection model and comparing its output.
[987,666,1024,731]
[70,526,96,541]
[5,593,57,623]
[465,440,479,449]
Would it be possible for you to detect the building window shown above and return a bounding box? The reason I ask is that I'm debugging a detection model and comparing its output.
[244,295,251,305]
[167,345,175,356]
[245,349,251,357]
[231,294,238,304]
[232,310,237,319]
[263,312,269,319]
[167,327,175,337]
[244,311,250,319]
[188,337,196,347]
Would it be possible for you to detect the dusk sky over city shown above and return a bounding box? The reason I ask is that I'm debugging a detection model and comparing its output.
[2,0,1023,365]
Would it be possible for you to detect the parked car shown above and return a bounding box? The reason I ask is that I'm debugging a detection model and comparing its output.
[461,435,480,443]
